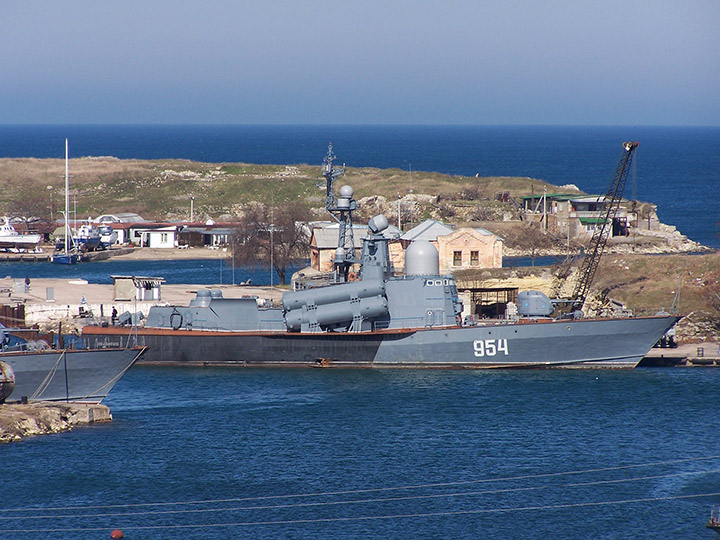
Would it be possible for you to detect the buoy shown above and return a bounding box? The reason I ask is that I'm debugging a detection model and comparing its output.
[110,530,124,539]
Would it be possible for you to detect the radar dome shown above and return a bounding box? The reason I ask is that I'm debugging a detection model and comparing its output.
[405,240,439,276]
[339,185,354,198]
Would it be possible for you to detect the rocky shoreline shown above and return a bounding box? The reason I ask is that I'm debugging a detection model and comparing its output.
[502,225,713,258]
[0,402,112,443]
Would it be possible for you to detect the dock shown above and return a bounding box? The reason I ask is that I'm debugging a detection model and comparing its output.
[0,252,51,262]
[640,342,720,367]
[0,247,135,263]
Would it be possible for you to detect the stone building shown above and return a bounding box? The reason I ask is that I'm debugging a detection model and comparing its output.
[436,227,503,273]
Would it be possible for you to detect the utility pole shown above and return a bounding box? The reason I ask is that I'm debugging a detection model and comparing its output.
[270,204,274,288]
[397,195,401,230]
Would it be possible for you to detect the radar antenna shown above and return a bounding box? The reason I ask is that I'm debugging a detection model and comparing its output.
[323,143,344,211]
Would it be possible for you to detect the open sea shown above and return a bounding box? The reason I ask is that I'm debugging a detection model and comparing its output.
[1,125,719,539]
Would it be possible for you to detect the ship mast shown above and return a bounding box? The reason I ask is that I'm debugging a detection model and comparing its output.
[323,144,358,281]
[64,138,70,255]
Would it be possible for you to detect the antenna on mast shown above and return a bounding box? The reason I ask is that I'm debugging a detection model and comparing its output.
[321,144,358,282]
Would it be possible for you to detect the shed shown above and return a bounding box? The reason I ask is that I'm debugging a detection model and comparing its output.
[112,275,166,301]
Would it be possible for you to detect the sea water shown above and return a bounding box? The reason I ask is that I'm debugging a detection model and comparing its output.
[2,367,719,539]
[0,258,298,286]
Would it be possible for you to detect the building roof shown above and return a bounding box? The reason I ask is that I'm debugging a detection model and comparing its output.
[111,275,166,286]
[312,228,366,249]
[439,226,503,243]
[521,193,578,201]
[579,217,607,224]
[570,196,604,203]
[95,213,147,223]
[181,226,235,235]
[401,219,453,242]
[312,223,401,249]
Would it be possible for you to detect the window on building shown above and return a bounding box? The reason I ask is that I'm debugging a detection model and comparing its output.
[160,233,168,243]
[470,251,479,266]
[453,250,462,266]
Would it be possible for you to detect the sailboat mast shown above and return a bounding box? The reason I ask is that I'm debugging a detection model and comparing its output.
[64,138,70,254]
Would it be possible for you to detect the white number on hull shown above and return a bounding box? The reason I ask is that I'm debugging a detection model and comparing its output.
[473,339,509,357]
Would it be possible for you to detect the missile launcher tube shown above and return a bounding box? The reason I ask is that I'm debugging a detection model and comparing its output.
[282,279,385,311]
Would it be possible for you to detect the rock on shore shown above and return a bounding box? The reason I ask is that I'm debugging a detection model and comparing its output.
[0,402,112,443]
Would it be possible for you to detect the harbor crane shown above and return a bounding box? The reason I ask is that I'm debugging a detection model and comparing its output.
[552,141,639,314]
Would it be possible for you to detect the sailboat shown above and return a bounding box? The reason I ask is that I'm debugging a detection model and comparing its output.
[51,139,81,265]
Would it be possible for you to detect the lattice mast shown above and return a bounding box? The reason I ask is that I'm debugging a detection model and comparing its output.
[322,143,358,281]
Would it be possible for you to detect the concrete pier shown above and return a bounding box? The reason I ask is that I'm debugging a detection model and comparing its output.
[641,342,720,367]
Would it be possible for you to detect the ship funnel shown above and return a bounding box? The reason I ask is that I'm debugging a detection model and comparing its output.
[405,240,439,276]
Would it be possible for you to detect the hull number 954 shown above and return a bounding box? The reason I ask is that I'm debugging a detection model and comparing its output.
[473,338,509,357]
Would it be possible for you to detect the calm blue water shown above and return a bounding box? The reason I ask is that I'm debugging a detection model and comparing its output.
[0,257,559,285]
[2,367,719,539]
[0,259,301,286]
[1,124,719,248]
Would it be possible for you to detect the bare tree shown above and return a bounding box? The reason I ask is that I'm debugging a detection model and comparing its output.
[503,225,559,265]
[232,202,312,285]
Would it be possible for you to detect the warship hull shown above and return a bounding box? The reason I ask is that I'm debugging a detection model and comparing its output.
[2,347,146,403]
[83,315,678,369]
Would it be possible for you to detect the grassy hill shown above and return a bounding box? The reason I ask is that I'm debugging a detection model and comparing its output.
[0,157,567,222]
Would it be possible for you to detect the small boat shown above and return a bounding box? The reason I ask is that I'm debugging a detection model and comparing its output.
[0,217,42,251]
[98,224,118,249]
[51,247,81,265]
[52,139,80,265]
[707,505,720,535]
[76,220,102,252]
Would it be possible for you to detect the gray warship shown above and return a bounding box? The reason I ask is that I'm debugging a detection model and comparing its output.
[83,144,679,368]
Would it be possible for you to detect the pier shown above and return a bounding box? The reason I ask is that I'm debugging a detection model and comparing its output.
[0,252,51,262]
[640,342,720,367]
[0,247,135,263]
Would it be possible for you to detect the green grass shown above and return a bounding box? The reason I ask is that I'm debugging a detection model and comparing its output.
[1,157,575,222]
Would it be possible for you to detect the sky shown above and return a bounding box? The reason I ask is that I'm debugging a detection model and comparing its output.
[2,0,718,125]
